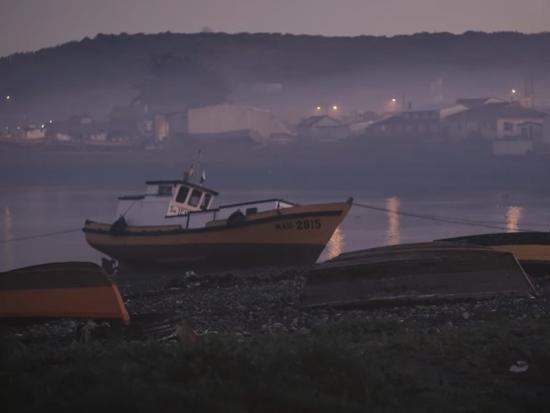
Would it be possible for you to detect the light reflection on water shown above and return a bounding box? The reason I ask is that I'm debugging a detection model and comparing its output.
[323,227,344,261]
[386,196,400,246]
[506,206,523,233]
[3,206,14,270]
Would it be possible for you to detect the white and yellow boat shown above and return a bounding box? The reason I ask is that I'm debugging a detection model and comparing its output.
[83,177,352,267]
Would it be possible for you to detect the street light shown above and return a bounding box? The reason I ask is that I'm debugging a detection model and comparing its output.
[332,105,339,111]
[315,105,322,111]
[511,89,517,95]
[391,98,397,103]
[5,95,10,101]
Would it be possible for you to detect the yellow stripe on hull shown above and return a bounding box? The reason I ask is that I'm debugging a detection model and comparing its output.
[491,244,550,262]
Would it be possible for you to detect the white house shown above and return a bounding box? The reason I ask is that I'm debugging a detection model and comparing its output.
[23,126,46,140]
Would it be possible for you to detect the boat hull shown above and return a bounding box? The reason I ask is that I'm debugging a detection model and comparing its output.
[0,262,129,322]
[303,242,537,308]
[83,200,352,268]
[438,232,550,277]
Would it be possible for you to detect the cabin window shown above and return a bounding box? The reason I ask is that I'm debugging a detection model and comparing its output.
[176,186,190,203]
[188,189,202,207]
[201,194,212,210]
[157,185,173,196]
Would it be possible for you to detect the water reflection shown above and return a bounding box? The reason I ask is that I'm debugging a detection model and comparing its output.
[386,196,400,245]
[3,206,14,270]
[506,206,523,233]
[324,227,344,260]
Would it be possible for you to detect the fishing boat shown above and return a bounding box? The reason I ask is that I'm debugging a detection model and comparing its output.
[83,174,352,267]
[438,232,550,277]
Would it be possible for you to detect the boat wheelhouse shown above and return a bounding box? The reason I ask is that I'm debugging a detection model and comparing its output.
[116,179,298,229]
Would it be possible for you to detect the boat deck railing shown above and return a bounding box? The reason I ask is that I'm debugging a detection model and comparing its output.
[167,198,298,229]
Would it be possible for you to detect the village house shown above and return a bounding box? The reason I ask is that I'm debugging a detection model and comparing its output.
[444,102,546,141]
[296,115,349,141]
[444,102,548,156]
[187,104,294,144]
[23,125,47,141]
[440,97,505,120]
[46,115,107,144]
[365,110,441,139]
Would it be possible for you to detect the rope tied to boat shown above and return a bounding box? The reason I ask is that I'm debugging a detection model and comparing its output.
[351,201,547,233]
[0,200,547,245]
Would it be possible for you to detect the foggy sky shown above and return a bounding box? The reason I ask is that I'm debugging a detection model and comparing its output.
[1,0,549,57]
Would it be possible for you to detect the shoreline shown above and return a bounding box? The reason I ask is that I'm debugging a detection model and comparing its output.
[3,266,550,411]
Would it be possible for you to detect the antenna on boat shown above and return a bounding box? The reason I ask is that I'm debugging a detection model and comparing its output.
[183,164,195,182]
[183,149,206,183]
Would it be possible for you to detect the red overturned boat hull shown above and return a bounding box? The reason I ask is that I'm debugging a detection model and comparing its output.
[0,262,129,323]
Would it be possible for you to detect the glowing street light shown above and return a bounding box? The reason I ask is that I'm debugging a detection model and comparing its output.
[5,95,10,101]
[48,119,53,124]
[332,105,339,111]
[391,98,397,103]
[315,105,322,111]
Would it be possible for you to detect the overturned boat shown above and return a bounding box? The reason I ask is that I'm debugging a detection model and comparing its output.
[303,242,537,308]
[83,176,352,267]
[0,262,129,322]
[438,232,550,277]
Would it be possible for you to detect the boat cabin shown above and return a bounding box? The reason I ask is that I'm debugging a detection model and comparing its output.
[116,180,219,225]
[115,178,297,228]
[146,180,218,216]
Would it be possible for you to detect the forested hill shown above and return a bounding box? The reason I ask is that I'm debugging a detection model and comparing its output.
[1,31,550,123]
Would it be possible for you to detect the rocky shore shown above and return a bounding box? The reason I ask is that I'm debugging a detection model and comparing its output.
[7,265,550,342]
[4,267,550,412]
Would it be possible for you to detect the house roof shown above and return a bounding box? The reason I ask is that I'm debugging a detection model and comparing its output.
[455,97,504,108]
[371,110,439,126]
[297,115,344,129]
[446,103,547,122]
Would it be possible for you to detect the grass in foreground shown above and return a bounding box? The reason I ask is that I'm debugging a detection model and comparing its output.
[2,319,550,413]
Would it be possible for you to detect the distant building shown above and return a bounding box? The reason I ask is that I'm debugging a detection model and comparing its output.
[23,126,46,140]
[365,110,440,139]
[445,102,547,141]
[440,97,504,120]
[188,104,293,144]
[455,97,505,108]
[296,115,349,141]
[47,115,108,143]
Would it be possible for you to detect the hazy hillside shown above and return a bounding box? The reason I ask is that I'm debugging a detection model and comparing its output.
[1,31,550,125]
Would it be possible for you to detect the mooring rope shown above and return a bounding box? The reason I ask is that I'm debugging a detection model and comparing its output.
[352,201,547,233]
[0,201,546,245]
[0,228,82,244]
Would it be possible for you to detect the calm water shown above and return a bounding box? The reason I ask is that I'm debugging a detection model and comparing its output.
[1,184,550,272]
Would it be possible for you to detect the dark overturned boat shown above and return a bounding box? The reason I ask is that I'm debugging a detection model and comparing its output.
[0,262,129,322]
[438,232,550,277]
[83,175,352,267]
[303,242,537,308]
